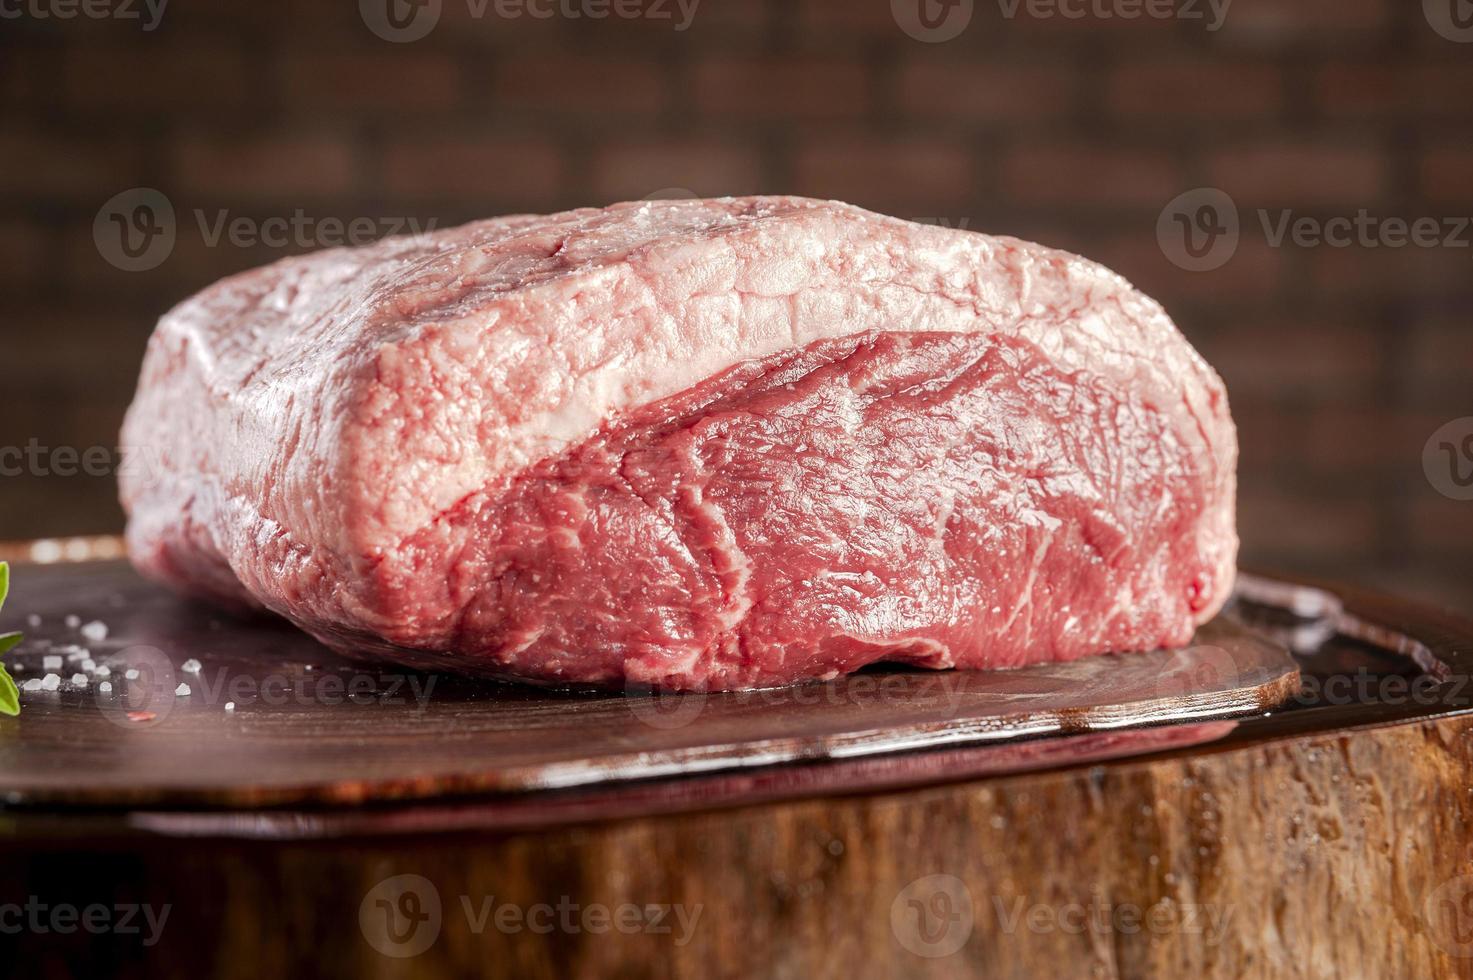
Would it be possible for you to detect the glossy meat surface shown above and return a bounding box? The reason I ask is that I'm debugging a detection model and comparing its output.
[120,196,1237,689]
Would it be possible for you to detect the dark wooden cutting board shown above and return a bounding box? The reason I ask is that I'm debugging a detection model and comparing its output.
[0,556,1297,810]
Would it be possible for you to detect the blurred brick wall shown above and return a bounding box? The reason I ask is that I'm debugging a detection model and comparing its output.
[1,0,1470,610]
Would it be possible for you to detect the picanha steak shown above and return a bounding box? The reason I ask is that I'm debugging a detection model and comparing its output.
[120,197,1238,691]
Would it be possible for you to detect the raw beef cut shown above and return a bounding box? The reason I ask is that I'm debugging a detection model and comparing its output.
[120,196,1238,691]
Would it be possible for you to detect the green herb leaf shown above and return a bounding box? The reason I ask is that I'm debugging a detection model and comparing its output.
[0,563,20,716]
[0,669,16,716]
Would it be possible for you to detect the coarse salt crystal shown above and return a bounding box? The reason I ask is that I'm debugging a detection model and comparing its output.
[42,655,61,671]
[224,701,236,712]
[95,665,110,678]
[79,621,108,643]
[81,658,96,672]
[67,650,88,663]
[125,669,140,680]
[21,678,41,692]
[175,683,191,696]
[40,673,60,691]
[181,658,202,674]
[70,673,87,687]
[64,615,80,629]
[98,681,112,693]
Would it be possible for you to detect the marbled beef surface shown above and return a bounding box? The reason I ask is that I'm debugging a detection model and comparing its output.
[120,197,1237,690]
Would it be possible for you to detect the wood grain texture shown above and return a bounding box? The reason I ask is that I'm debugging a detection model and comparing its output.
[5,711,1473,978]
